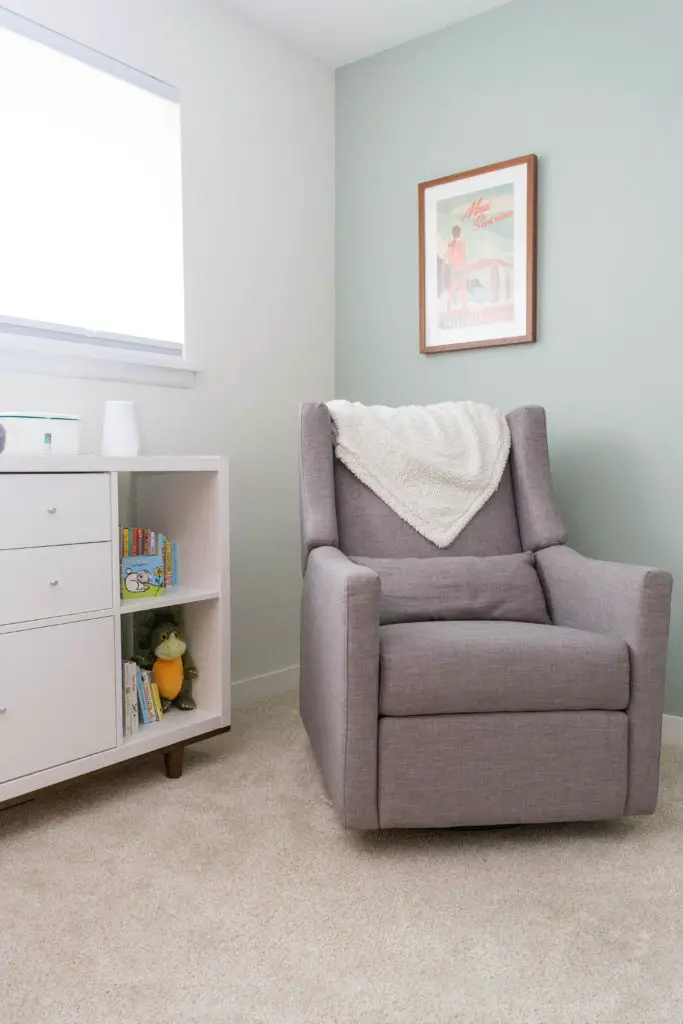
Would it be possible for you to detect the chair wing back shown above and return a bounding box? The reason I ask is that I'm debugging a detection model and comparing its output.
[507,406,567,551]
[299,403,566,568]
[299,403,338,570]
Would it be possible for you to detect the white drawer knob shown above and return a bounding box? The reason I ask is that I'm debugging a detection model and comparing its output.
[47,506,57,514]
[49,579,59,587]
[0,707,7,714]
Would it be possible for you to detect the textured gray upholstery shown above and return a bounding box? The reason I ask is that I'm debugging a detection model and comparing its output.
[299,403,338,571]
[536,546,673,816]
[379,620,630,716]
[335,459,521,557]
[378,712,628,828]
[298,402,673,830]
[351,552,550,625]
[508,406,567,551]
[299,546,380,829]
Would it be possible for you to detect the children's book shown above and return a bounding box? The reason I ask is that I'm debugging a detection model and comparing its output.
[150,680,164,719]
[141,669,159,722]
[122,662,129,734]
[121,555,165,600]
[136,664,152,725]
[164,540,173,589]
[123,661,139,736]
[137,667,157,724]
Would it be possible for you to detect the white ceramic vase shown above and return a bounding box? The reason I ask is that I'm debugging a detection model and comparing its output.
[101,401,140,457]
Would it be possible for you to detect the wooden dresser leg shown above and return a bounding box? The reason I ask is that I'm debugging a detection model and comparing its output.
[164,745,185,779]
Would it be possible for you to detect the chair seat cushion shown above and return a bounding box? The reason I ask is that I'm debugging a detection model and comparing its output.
[379,620,630,716]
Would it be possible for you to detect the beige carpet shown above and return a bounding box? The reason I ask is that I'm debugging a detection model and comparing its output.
[2,693,683,1024]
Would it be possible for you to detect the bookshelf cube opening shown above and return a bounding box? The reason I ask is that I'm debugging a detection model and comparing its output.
[120,598,223,722]
[117,471,221,593]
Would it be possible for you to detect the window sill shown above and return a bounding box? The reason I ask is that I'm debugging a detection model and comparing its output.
[0,334,198,388]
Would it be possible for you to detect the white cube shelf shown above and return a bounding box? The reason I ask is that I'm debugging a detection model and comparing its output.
[0,455,230,804]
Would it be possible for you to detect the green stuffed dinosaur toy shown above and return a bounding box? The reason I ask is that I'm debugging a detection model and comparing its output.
[134,610,197,712]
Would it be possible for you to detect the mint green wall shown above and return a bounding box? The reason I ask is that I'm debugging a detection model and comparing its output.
[336,0,683,712]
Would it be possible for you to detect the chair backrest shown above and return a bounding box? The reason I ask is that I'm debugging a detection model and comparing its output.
[299,403,566,569]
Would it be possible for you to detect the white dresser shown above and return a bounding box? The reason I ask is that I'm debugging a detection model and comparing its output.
[0,456,230,804]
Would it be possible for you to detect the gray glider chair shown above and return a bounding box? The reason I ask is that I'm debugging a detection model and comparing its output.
[299,404,673,830]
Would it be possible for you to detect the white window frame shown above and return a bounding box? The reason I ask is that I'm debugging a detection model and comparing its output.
[0,8,196,388]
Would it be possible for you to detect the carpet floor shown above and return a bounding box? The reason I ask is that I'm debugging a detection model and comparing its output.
[2,692,683,1023]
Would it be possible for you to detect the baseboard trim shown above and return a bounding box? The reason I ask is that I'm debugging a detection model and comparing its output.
[662,714,683,748]
[231,664,299,710]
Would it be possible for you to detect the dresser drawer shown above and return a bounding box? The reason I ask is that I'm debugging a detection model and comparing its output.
[0,543,113,625]
[0,473,110,549]
[0,617,117,784]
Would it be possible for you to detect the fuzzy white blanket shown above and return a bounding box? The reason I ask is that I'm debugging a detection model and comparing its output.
[326,400,511,548]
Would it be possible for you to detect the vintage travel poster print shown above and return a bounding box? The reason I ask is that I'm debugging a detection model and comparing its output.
[419,155,537,353]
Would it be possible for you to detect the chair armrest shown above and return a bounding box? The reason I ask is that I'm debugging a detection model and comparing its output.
[299,546,380,828]
[536,545,672,814]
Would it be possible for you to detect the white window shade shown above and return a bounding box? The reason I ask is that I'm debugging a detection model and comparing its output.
[0,11,185,354]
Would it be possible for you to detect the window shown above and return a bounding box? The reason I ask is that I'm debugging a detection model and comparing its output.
[0,9,185,367]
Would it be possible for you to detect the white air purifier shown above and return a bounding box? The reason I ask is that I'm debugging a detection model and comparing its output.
[0,413,81,455]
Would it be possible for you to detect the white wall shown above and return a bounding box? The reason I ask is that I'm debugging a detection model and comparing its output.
[2,0,335,684]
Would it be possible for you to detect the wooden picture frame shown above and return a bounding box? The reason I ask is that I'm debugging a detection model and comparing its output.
[419,154,537,354]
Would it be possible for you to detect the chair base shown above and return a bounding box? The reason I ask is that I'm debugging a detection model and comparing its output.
[377,710,628,829]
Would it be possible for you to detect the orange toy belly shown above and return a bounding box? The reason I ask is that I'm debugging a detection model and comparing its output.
[153,658,184,700]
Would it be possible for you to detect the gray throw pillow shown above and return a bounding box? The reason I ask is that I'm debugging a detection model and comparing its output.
[350,552,550,625]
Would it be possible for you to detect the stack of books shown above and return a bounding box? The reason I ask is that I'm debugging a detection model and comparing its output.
[120,527,178,600]
[122,660,165,736]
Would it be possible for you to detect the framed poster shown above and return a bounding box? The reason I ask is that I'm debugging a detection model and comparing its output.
[419,154,537,354]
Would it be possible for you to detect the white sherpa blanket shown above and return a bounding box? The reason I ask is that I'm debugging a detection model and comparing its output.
[326,400,511,548]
